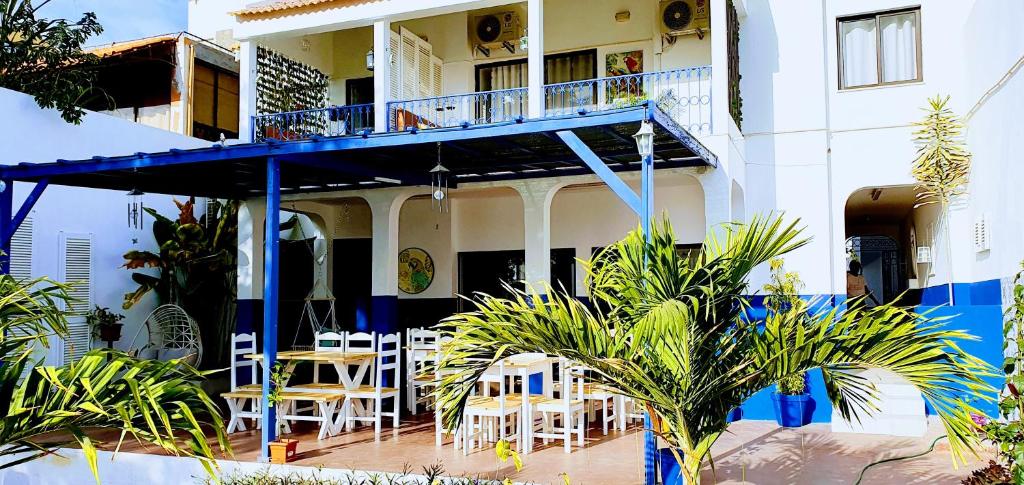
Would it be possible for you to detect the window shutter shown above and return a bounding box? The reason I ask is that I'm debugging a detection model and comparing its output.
[400,28,418,100]
[10,217,32,280]
[417,39,432,97]
[59,234,93,364]
[431,55,444,97]
[389,30,401,100]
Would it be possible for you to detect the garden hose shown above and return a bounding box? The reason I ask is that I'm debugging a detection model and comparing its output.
[853,435,947,485]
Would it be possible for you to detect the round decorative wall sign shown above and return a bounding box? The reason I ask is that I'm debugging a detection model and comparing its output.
[398,247,434,294]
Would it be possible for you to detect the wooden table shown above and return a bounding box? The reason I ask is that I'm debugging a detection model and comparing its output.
[245,350,377,391]
[246,350,378,437]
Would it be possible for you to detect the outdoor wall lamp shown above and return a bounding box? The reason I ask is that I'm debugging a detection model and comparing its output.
[519,28,528,51]
[366,48,374,71]
[634,120,655,158]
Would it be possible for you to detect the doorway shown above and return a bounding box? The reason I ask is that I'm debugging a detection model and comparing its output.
[457,248,576,311]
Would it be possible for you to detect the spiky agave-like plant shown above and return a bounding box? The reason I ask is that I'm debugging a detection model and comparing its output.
[434,215,993,484]
[0,274,230,484]
[911,95,972,305]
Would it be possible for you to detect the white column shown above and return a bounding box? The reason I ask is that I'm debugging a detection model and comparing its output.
[709,0,730,134]
[364,189,417,296]
[237,199,265,300]
[698,169,733,240]
[527,0,545,119]
[238,40,259,142]
[513,180,563,290]
[373,18,392,133]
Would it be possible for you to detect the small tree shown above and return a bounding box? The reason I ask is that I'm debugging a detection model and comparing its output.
[0,0,103,124]
[911,95,971,305]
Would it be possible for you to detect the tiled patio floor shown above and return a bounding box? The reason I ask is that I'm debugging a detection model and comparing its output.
[123,415,990,484]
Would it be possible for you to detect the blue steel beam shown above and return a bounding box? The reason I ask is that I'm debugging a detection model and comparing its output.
[261,157,280,460]
[0,108,653,181]
[7,179,48,245]
[555,131,641,215]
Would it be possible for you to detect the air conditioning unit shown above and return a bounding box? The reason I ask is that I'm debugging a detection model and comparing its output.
[660,0,710,38]
[471,11,522,57]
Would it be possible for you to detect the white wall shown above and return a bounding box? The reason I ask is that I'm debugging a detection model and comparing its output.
[0,88,209,355]
[187,0,244,44]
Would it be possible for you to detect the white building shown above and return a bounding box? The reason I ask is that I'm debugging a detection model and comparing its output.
[6,0,1020,440]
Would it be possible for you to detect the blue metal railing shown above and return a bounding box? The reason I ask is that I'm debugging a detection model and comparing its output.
[386,88,528,132]
[251,104,374,142]
[544,66,712,134]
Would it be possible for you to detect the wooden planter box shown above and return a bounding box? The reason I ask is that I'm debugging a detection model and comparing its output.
[268,439,298,464]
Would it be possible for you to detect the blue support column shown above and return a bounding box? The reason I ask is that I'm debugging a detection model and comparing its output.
[0,180,12,275]
[641,154,657,485]
[260,157,280,460]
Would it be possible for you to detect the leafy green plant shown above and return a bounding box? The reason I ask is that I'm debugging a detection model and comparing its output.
[85,305,124,341]
[981,263,1024,483]
[0,274,229,484]
[267,362,291,409]
[435,215,994,484]
[911,95,972,305]
[776,373,807,396]
[123,197,239,367]
[0,0,104,123]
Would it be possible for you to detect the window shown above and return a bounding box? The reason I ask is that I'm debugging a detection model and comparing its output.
[838,8,921,89]
[192,61,240,141]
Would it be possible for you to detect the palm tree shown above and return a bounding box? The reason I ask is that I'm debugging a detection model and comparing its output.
[434,215,993,484]
[0,274,230,483]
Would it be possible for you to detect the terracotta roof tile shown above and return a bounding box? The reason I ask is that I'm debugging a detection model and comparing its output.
[233,0,381,18]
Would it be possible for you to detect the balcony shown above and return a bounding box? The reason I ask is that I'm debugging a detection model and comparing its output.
[251,66,711,142]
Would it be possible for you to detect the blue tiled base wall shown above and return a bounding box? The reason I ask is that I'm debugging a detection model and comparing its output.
[238,278,1006,422]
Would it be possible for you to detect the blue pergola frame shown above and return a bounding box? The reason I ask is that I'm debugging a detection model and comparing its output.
[0,104,714,469]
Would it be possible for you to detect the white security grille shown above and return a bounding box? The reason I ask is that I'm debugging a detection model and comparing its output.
[974,214,990,253]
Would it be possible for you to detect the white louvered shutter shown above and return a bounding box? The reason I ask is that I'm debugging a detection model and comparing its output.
[59,234,93,364]
[389,30,401,100]
[417,39,432,97]
[431,55,443,97]
[400,28,418,100]
[9,218,40,378]
[10,217,32,280]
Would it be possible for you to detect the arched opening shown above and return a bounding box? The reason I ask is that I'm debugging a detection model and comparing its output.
[551,172,705,298]
[277,208,329,349]
[844,185,926,306]
[397,193,456,329]
[450,187,525,311]
[325,197,373,332]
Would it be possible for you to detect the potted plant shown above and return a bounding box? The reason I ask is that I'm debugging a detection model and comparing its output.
[772,373,812,427]
[86,306,125,346]
[266,362,298,464]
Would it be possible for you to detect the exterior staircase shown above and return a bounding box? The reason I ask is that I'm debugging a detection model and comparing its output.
[830,368,928,437]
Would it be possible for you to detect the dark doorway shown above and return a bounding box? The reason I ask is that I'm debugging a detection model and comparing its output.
[278,238,314,350]
[457,249,575,311]
[847,236,904,305]
[346,77,374,105]
[333,238,373,331]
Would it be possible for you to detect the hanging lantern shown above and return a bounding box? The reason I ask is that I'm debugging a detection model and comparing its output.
[366,48,375,71]
[127,188,145,231]
[430,142,450,213]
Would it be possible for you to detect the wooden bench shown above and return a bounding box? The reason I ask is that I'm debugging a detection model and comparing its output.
[221,388,269,434]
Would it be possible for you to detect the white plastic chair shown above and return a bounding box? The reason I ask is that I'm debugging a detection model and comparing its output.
[313,331,345,383]
[342,332,401,440]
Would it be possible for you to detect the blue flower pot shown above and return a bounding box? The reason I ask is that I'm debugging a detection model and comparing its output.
[658,448,686,485]
[771,392,812,427]
[726,407,742,423]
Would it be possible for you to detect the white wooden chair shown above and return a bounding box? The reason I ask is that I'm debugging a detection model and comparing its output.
[581,379,620,435]
[222,332,263,433]
[533,358,586,453]
[313,331,345,383]
[462,359,522,455]
[406,327,439,413]
[345,331,377,383]
[342,332,401,440]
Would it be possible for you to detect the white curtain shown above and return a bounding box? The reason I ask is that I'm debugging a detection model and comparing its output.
[880,13,918,83]
[840,18,878,87]
[489,63,526,90]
